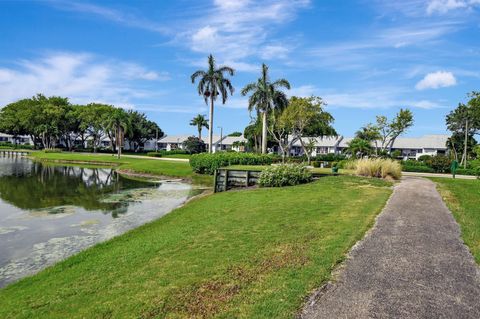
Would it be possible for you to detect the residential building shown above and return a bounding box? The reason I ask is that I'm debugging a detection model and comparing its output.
[0,133,33,145]
[288,136,343,157]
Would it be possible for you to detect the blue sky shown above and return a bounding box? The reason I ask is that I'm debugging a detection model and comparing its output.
[1,0,479,137]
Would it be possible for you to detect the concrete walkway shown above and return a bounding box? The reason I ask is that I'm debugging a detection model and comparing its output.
[403,171,477,180]
[301,177,480,318]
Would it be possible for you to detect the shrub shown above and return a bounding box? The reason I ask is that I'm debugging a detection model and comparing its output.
[426,155,451,173]
[314,154,346,162]
[44,148,63,153]
[401,160,435,173]
[183,136,205,154]
[147,152,162,157]
[258,164,312,187]
[312,161,321,168]
[390,150,402,159]
[455,167,480,177]
[147,150,189,157]
[417,155,432,163]
[190,152,280,175]
[355,158,402,180]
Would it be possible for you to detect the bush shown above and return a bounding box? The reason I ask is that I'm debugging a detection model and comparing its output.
[0,142,33,150]
[147,150,189,157]
[417,155,432,163]
[147,152,162,157]
[401,160,435,173]
[314,154,346,162]
[258,164,312,187]
[455,167,480,177]
[183,136,205,154]
[355,158,402,180]
[44,148,63,153]
[190,152,280,175]
[390,150,401,159]
[426,155,451,173]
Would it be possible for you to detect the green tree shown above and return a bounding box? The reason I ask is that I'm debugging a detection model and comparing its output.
[189,114,209,141]
[376,108,414,154]
[127,111,162,152]
[281,96,336,164]
[77,103,114,152]
[241,63,290,154]
[191,55,235,153]
[183,136,205,154]
[446,92,480,167]
[355,124,381,155]
[104,108,131,159]
[346,137,372,158]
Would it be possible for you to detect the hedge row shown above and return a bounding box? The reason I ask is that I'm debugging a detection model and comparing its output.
[146,150,189,157]
[258,164,312,187]
[190,153,280,175]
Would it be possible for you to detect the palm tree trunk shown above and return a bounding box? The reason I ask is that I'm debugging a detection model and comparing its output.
[208,97,214,153]
[198,126,202,140]
[117,127,121,159]
[262,111,267,154]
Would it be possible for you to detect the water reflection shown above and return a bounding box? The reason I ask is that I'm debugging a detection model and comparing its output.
[0,158,155,214]
[0,156,194,287]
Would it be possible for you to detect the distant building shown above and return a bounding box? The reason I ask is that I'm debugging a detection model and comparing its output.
[0,133,33,145]
[338,134,449,160]
[289,136,343,156]
[216,135,248,152]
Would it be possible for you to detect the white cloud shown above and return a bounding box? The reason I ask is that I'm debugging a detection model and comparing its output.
[415,71,457,90]
[0,52,167,107]
[426,0,479,14]
[185,0,309,66]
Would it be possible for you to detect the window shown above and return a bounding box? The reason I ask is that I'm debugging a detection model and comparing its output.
[316,147,328,154]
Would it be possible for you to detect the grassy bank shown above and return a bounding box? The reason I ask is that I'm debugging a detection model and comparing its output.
[28,152,211,185]
[433,178,480,263]
[0,176,392,318]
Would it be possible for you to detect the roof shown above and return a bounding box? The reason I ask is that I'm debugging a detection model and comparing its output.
[159,134,223,144]
[338,137,352,148]
[220,135,247,145]
[338,135,449,150]
[391,135,449,150]
[290,136,342,147]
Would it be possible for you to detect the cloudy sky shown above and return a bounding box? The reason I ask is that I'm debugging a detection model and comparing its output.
[1,0,479,137]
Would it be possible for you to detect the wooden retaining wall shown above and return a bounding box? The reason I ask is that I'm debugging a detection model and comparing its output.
[214,169,262,193]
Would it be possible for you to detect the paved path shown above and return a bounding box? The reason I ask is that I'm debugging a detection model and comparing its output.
[301,177,480,319]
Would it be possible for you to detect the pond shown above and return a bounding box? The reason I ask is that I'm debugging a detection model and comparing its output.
[0,156,197,287]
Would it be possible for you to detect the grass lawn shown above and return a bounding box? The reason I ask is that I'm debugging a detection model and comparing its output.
[0,176,392,319]
[432,178,480,264]
[29,151,211,185]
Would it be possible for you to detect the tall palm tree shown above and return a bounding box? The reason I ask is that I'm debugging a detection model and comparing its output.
[190,114,209,141]
[191,54,235,153]
[104,109,131,159]
[241,64,290,154]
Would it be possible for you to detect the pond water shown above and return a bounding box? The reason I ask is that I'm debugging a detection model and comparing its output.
[0,156,197,287]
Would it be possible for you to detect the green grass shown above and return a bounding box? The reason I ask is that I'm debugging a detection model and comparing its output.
[29,151,211,185]
[432,178,480,264]
[0,176,392,318]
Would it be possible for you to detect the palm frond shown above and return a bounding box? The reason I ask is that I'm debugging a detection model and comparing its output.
[191,70,207,83]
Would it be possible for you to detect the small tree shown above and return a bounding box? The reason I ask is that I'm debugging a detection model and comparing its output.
[346,137,372,158]
[376,108,414,153]
[446,92,480,168]
[190,114,209,140]
[183,136,205,154]
[281,96,335,165]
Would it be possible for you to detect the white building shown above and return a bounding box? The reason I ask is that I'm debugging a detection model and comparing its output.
[0,133,33,145]
[338,135,449,160]
[215,135,248,152]
[288,136,343,157]
[157,135,224,152]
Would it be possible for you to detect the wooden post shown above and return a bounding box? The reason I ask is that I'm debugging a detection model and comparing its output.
[213,169,218,193]
[245,170,249,187]
[224,169,228,192]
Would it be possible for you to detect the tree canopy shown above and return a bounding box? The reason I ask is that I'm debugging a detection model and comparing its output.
[0,94,162,152]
